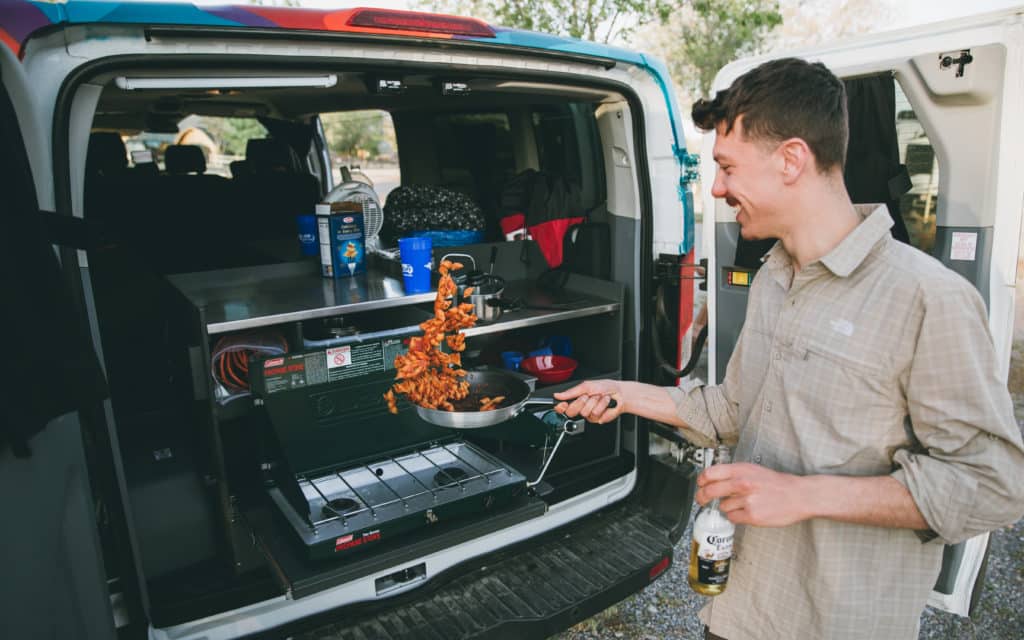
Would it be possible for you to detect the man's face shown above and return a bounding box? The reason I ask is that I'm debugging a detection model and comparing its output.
[710,118,784,240]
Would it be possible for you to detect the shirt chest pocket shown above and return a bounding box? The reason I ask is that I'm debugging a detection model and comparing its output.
[791,335,903,413]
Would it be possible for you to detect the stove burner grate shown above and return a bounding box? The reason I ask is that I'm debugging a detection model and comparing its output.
[322,496,360,517]
[433,466,469,487]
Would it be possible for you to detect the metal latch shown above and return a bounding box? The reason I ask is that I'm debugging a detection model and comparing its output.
[939,49,973,78]
[375,563,427,596]
[655,253,708,291]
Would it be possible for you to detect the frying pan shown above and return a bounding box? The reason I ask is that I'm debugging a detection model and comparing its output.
[413,370,615,429]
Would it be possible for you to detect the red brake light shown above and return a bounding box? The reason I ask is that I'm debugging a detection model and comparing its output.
[347,8,496,38]
[649,556,671,580]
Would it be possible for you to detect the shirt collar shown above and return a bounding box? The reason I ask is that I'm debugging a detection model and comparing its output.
[758,204,892,278]
[819,204,893,277]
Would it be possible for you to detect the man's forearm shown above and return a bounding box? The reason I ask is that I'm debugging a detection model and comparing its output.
[620,382,690,428]
[801,474,930,531]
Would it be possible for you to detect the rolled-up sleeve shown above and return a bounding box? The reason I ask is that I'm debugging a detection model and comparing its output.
[892,279,1024,544]
[663,325,747,448]
[664,384,739,447]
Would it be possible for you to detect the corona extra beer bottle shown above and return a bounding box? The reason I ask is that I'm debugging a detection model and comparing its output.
[688,445,734,596]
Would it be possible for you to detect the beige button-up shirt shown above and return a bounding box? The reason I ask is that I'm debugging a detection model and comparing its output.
[668,205,1024,639]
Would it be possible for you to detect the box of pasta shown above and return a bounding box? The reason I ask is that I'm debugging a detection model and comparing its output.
[316,202,366,278]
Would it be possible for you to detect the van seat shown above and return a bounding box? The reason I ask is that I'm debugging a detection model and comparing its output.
[234,138,320,248]
[164,144,207,175]
[86,131,129,177]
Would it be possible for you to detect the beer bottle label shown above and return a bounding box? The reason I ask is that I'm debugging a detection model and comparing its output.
[696,533,732,586]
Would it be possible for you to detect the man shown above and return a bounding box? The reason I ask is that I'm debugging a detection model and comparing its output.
[554,58,1024,639]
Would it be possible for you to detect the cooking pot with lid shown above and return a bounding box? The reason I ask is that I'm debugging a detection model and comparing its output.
[442,249,504,323]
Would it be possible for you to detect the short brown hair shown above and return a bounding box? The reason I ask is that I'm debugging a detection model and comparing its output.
[692,58,848,172]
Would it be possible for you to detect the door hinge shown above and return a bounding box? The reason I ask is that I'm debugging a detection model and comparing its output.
[939,49,973,78]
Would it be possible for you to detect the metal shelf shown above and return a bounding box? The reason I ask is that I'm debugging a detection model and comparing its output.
[462,302,618,338]
[168,260,621,338]
[168,260,436,335]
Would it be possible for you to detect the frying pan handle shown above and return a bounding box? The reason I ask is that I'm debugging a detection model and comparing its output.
[523,397,557,407]
[525,396,618,411]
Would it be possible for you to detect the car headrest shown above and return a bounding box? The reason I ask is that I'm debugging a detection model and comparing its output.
[164,145,207,175]
[229,160,251,179]
[246,138,301,174]
[86,132,128,176]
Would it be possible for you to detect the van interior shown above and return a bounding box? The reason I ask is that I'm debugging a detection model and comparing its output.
[79,65,649,626]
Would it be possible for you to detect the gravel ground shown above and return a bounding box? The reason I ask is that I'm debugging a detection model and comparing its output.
[551,292,1024,640]
[551,514,1024,640]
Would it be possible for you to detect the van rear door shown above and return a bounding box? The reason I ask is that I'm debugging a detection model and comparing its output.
[702,9,1024,617]
[0,65,119,638]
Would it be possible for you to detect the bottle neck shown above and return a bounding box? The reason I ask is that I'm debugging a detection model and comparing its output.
[703,446,729,512]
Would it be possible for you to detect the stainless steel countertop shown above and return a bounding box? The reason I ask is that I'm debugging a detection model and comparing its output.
[168,259,621,336]
[168,260,436,334]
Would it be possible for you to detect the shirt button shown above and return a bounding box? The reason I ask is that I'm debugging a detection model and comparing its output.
[773,351,782,360]
[765,401,773,413]
[754,455,763,463]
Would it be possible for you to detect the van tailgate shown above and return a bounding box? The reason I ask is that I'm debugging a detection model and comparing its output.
[279,456,695,640]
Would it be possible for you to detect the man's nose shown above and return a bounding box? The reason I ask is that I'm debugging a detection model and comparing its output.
[711,170,727,198]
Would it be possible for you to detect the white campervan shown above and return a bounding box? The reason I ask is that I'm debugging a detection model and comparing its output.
[0,2,1019,638]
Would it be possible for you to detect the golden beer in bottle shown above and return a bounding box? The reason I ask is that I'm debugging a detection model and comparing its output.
[688,446,734,596]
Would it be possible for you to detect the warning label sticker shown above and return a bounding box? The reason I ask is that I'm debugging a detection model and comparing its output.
[327,346,351,368]
[326,342,385,382]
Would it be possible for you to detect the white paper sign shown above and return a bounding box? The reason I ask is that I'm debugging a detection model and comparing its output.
[950,232,977,261]
[326,346,351,369]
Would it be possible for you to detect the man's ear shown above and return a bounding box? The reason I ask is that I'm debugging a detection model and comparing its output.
[778,138,812,185]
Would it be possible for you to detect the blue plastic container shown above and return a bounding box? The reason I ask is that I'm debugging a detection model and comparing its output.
[501,351,524,371]
[545,335,573,357]
[296,214,318,256]
[412,229,484,247]
[399,236,433,293]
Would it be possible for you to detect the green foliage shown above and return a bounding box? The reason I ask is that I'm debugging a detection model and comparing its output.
[201,118,267,156]
[321,111,395,162]
[416,0,672,43]
[668,0,782,98]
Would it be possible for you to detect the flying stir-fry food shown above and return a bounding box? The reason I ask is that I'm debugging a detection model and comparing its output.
[384,259,482,413]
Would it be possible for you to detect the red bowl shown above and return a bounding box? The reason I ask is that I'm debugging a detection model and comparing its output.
[519,355,578,384]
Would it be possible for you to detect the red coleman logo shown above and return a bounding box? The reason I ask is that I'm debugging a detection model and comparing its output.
[343,216,355,223]
[264,358,284,368]
[335,530,382,551]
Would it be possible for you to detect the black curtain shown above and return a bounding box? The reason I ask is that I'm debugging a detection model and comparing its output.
[0,79,107,457]
[843,73,911,244]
